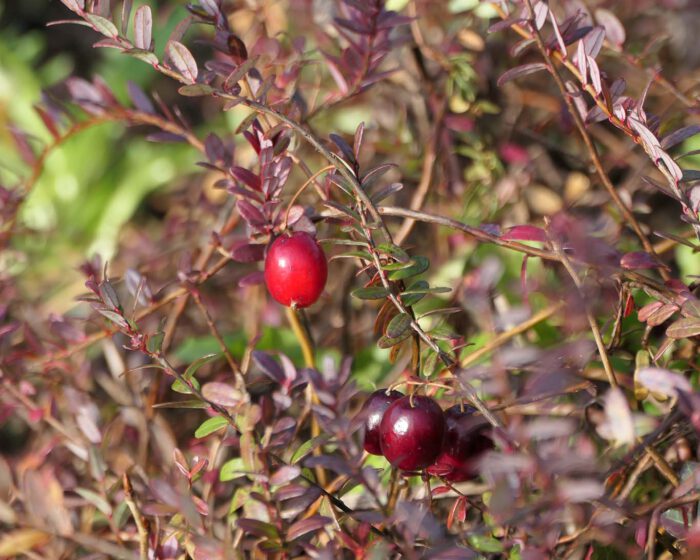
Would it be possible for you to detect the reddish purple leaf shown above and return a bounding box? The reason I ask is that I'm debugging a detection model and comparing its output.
[269,465,300,486]
[231,166,261,191]
[444,115,475,133]
[594,9,625,46]
[488,17,527,34]
[582,26,605,58]
[134,5,153,51]
[34,106,61,139]
[237,200,266,227]
[647,303,678,327]
[638,301,663,323]
[201,382,243,408]
[60,0,85,13]
[230,242,265,263]
[238,271,265,288]
[620,251,663,270]
[236,518,279,539]
[637,367,692,397]
[167,41,198,84]
[502,225,547,242]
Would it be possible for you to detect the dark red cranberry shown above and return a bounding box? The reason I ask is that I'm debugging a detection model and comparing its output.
[264,232,327,308]
[361,389,403,455]
[427,405,493,482]
[379,395,445,471]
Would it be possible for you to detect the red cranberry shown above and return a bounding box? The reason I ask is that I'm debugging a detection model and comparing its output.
[379,395,445,471]
[427,405,493,482]
[361,389,403,455]
[264,232,327,308]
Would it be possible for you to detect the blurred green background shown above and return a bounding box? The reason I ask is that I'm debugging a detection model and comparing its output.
[0,1,199,306]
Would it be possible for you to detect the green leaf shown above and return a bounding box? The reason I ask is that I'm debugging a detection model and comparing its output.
[333,250,373,261]
[352,286,390,300]
[401,285,451,296]
[146,331,164,353]
[388,255,429,280]
[152,400,208,409]
[220,457,247,481]
[382,259,416,271]
[377,330,412,348]
[86,14,119,37]
[184,353,219,378]
[401,280,429,307]
[468,534,503,553]
[291,434,330,464]
[376,243,409,262]
[194,415,228,438]
[171,375,200,395]
[179,84,214,97]
[171,352,216,394]
[386,313,411,338]
[323,200,360,221]
[666,317,700,339]
[327,174,356,197]
[75,488,112,517]
[123,48,159,65]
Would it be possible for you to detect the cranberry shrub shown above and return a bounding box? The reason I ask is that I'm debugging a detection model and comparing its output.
[1,0,700,558]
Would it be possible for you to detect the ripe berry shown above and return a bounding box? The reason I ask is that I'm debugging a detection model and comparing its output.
[427,405,493,482]
[264,231,328,308]
[361,389,403,455]
[379,395,445,471]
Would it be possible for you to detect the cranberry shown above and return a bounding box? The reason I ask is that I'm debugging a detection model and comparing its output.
[379,395,445,471]
[264,231,328,308]
[427,405,493,482]
[360,389,403,455]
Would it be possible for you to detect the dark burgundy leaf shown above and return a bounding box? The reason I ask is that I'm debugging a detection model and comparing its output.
[497,63,548,86]
[661,125,700,150]
[231,166,261,191]
[329,133,355,164]
[127,81,155,114]
[252,351,284,384]
[237,199,266,227]
[286,516,331,541]
[231,242,265,263]
[146,131,186,143]
[236,518,279,539]
[488,17,527,34]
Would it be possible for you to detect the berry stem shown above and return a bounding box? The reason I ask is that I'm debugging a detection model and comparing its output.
[286,306,315,369]
[286,306,327,485]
